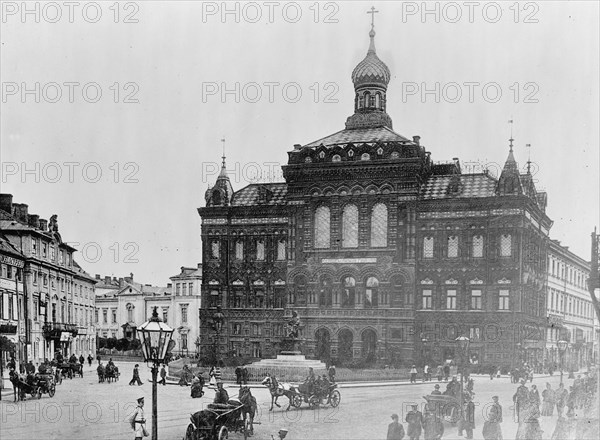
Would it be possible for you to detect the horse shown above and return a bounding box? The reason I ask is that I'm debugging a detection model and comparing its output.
[262,374,295,411]
[238,386,257,436]
[97,364,105,383]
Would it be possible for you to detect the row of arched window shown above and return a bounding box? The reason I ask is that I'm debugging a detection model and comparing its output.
[421,234,512,259]
[314,203,388,249]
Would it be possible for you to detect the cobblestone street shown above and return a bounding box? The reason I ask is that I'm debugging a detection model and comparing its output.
[1,362,593,439]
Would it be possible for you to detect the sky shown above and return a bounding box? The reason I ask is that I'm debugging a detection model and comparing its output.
[1,1,598,286]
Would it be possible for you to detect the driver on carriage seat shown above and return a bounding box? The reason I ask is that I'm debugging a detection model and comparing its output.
[213,380,229,404]
[107,358,115,368]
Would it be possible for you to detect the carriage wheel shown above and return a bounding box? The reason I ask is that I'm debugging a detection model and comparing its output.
[329,390,341,407]
[184,423,196,440]
[291,395,302,408]
[217,426,228,440]
[49,385,56,398]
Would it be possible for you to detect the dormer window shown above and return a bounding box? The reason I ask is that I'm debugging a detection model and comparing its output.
[348,150,354,157]
[305,157,312,163]
[319,151,325,159]
[332,154,341,162]
[361,153,370,161]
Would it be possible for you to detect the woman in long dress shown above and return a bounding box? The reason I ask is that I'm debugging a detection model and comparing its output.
[541,383,555,416]
[208,366,217,388]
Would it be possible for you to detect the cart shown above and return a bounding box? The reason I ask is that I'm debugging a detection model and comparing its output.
[288,382,341,409]
[185,400,252,440]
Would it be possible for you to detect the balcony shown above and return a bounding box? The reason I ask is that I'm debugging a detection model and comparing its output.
[43,322,79,339]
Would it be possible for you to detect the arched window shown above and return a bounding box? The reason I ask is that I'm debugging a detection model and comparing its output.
[364,91,371,108]
[365,277,379,308]
[235,240,244,260]
[256,240,265,261]
[342,204,358,248]
[375,93,381,109]
[500,234,512,257]
[319,277,333,307]
[211,241,220,259]
[342,277,356,307]
[314,206,331,249]
[126,303,134,322]
[472,235,484,258]
[277,239,286,260]
[370,203,388,247]
[332,154,341,162]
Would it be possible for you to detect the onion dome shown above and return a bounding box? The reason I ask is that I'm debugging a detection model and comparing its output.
[351,29,391,90]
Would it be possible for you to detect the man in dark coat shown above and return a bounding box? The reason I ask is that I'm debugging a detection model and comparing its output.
[25,361,36,375]
[423,410,444,440]
[213,380,229,404]
[328,364,336,383]
[443,364,450,382]
[513,380,530,423]
[129,364,143,386]
[235,366,242,385]
[159,365,167,385]
[555,382,568,416]
[459,394,475,439]
[87,354,93,366]
[242,366,249,385]
[387,413,405,440]
[406,404,423,440]
[482,396,503,440]
[79,354,85,365]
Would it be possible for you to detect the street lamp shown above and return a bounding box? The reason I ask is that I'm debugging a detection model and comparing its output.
[455,336,471,413]
[138,307,174,440]
[557,340,567,384]
[212,306,225,366]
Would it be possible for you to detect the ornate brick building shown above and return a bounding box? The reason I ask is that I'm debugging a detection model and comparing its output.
[198,25,552,368]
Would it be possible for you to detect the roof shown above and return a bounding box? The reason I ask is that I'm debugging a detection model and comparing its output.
[0,232,24,259]
[302,126,411,148]
[421,173,497,200]
[231,183,287,206]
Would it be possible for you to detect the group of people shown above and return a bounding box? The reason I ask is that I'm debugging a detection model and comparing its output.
[300,366,334,397]
[409,364,453,383]
[387,404,446,440]
[510,363,535,384]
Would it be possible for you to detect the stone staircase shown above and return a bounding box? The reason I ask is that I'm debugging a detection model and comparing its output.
[244,352,327,382]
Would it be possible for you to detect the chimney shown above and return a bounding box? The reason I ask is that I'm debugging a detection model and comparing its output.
[12,203,29,223]
[197,263,202,269]
[167,283,172,288]
[95,274,101,280]
[293,144,302,150]
[105,276,111,284]
[39,218,48,231]
[0,194,13,213]
[28,214,40,228]
[412,135,421,146]
[119,277,124,288]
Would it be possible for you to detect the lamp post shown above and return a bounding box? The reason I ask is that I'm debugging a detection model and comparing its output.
[138,307,174,440]
[455,336,470,412]
[212,306,224,366]
[557,340,567,384]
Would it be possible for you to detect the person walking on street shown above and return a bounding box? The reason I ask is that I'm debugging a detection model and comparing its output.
[423,364,430,382]
[555,382,568,417]
[406,404,423,440]
[482,396,503,440]
[387,413,405,440]
[459,393,475,439]
[235,366,242,385]
[159,365,167,385]
[423,408,444,440]
[513,379,530,423]
[242,366,249,384]
[436,365,443,382]
[443,364,450,382]
[529,384,541,415]
[129,364,143,386]
[87,354,93,366]
[328,364,336,383]
[410,365,418,383]
[541,382,555,416]
[129,397,147,440]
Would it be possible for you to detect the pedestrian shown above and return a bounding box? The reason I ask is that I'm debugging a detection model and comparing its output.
[422,364,430,382]
[541,383,555,416]
[242,366,249,384]
[512,379,529,423]
[208,366,217,388]
[458,393,475,439]
[129,397,148,440]
[235,365,242,385]
[159,364,167,385]
[97,355,101,365]
[87,354,93,366]
[436,365,443,382]
[423,408,444,440]
[79,354,84,365]
[129,364,143,386]
[555,382,568,417]
[529,384,540,415]
[482,396,503,440]
[25,361,35,375]
[410,365,418,383]
[406,404,423,440]
[328,364,336,383]
[387,413,405,440]
[443,364,450,382]
[431,384,441,395]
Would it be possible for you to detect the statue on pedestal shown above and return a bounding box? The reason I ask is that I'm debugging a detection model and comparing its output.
[286,311,300,339]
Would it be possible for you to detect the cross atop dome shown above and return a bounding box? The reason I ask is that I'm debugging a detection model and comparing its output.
[346,7,393,130]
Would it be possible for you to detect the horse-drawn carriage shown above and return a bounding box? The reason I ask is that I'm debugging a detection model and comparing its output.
[422,393,462,424]
[262,375,341,410]
[97,363,120,383]
[9,371,56,401]
[52,361,83,380]
[184,387,256,440]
